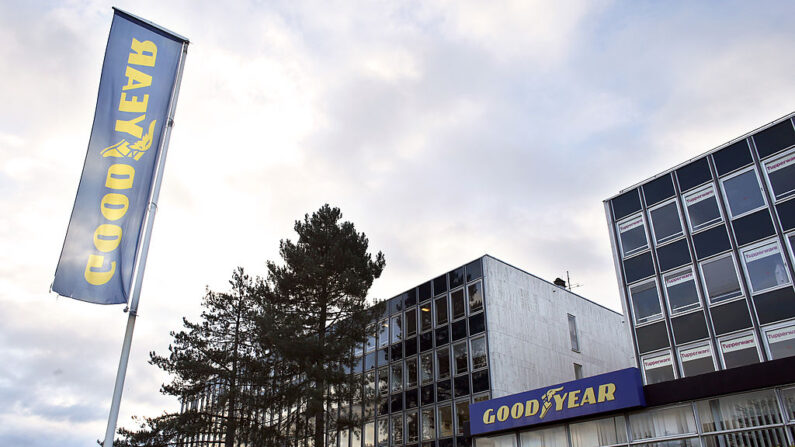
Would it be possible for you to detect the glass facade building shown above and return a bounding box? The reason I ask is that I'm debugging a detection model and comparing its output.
[604,112,795,385]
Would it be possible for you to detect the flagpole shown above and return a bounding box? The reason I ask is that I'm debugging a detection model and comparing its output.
[103,40,189,447]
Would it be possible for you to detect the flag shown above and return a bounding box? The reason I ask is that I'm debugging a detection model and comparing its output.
[53,9,187,304]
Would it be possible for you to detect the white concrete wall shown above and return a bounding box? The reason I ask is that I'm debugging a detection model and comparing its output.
[483,256,635,398]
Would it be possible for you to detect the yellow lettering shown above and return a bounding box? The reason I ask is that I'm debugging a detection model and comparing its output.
[100,193,129,221]
[524,400,539,417]
[553,393,568,411]
[128,38,157,67]
[85,254,116,285]
[93,224,122,252]
[123,66,152,90]
[105,164,135,189]
[483,409,495,424]
[115,115,145,139]
[580,387,596,405]
[119,92,149,113]
[567,390,581,408]
[510,403,524,419]
[496,406,509,422]
[598,383,616,402]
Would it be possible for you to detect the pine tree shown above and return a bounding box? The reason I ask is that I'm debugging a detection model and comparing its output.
[259,204,385,447]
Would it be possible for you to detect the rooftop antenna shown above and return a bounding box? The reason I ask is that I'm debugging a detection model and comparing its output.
[566,271,582,291]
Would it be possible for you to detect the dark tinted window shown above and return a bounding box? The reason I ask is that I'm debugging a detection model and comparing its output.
[472,370,489,393]
[454,375,470,397]
[418,282,432,302]
[754,287,795,324]
[420,332,433,352]
[649,201,683,244]
[624,252,656,284]
[732,209,775,246]
[684,186,723,232]
[765,153,795,201]
[391,393,403,412]
[466,258,483,282]
[612,189,642,220]
[753,119,795,159]
[776,199,795,231]
[676,158,712,192]
[437,380,452,402]
[389,294,404,315]
[421,384,435,405]
[405,389,418,409]
[365,352,376,370]
[435,326,449,347]
[693,225,731,259]
[643,174,675,207]
[404,337,418,357]
[671,311,709,344]
[451,319,467,341]
[390,343,403,361]
[710,299,752,335]
[433,275,447,296]
[469,313,485,335]
[405,288,417,307]
[713,140,752,176]
[449,267,465,289]
[657,238,691,272]
[377,348,388,366]
[636,321,670,354]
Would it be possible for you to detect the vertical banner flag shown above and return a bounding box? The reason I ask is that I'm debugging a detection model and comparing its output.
[53,9,187,304]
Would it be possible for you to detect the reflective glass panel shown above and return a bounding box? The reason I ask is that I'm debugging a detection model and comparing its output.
[570,416,627,447]
[696,389,781,432]
[722,170,765,218]
[765,151,795,201]
[685,185,722,232]
[630,281,662,323]
[765,323,795,360]
[454,342,468,375]
[664,270,701,314]
[629,405,696,440]
[390,363,402,393]
[519,426,567,447]
[452,289,466,320]
[391,315,403,344]
[469,281,484,313]
[437,346,451,380]
[456,400,469,436]
[719,333,760,368]
[650,201,684,244]
[436,295,449,326]
[422,408,435,441]
[618,215,648,257]
[420,352,434,385]
[742,242,790,293]
[471,337,488,370]
[438,404,453,438]
[700,255,743,303]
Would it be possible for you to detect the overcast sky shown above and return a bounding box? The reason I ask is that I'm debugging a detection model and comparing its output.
[2,0,795,445]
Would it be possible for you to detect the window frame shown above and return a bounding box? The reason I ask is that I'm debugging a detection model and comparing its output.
[683,183,725,233]
[739,239,792,295]
[390,314,402,345]
[405,356,418,389]
[434,294,449,327]
[648,199,685,246]
[676,342,717,378]
[467,280,484,315]
[616,213,650,258]
[761,319,795,360]
[405,307,418,337]
[641,350,677,384]
[762,148,795,203]
[436,345,451,381]
[419,302,433,333]
[568,313,580,352]
[698,252,746,305]
[628,278,664,325]
[378,320,389,349]
[662,266,703,316]
[717,331,761,369]
[470,335,488,371]
[719,166,768,220]
[783,231,795,274]
[450,287,467,321]
[453,341,468,376]
[437,403,454,439]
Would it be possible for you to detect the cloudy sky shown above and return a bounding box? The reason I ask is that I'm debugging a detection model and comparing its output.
[2,0,795,445]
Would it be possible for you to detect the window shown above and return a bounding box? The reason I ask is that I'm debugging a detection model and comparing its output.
[719,333,760,368]
[421,407,435,441]
[391,414,403,445]
[390,315,402,344]
[471,336,487,370]
[390,363,402,393]
[366,326,377,353]
[573,363,583,380]
[468,281,483,313]
[629,280,663,324]
[438,404,453,438]
[741,241,791,293]
[451,289,466,320]
[763,150,795,201]
[629,405,696,440]
[569,416,627,447]
[678,344,716,377]
[435,295,448,326]
[378,320,389,348]
[697,389,781,433]
[568,314,579,351]
[642,351,676,384]
[649,200,684,244]
[617,214,648,257]
[684,185,723,232]
[406,308,417,337]
[419,304,433,332]
[455,400,469,436]
[406,357,418,389]
[764,322,795,360]
[700,254,744,304]
[519,426,566,447]
[663,269,701,314]
[364,421,375,447]
[406,411,419,443]
[721,168,766,218]
[436,346,450,380]
[479,434,518,447]
[420,352,434,385]
[453,342,468,375]
[377,417,389,447]
[378,367,389,396]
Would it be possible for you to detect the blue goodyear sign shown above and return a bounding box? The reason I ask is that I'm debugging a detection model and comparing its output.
[470,368,645,436]
[53,10,186,304]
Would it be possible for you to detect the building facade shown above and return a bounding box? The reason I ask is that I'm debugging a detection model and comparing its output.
[604,112,795,385]
[340,255,633,447]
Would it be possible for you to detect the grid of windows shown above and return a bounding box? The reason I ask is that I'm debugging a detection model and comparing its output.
[608,116,795,384]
